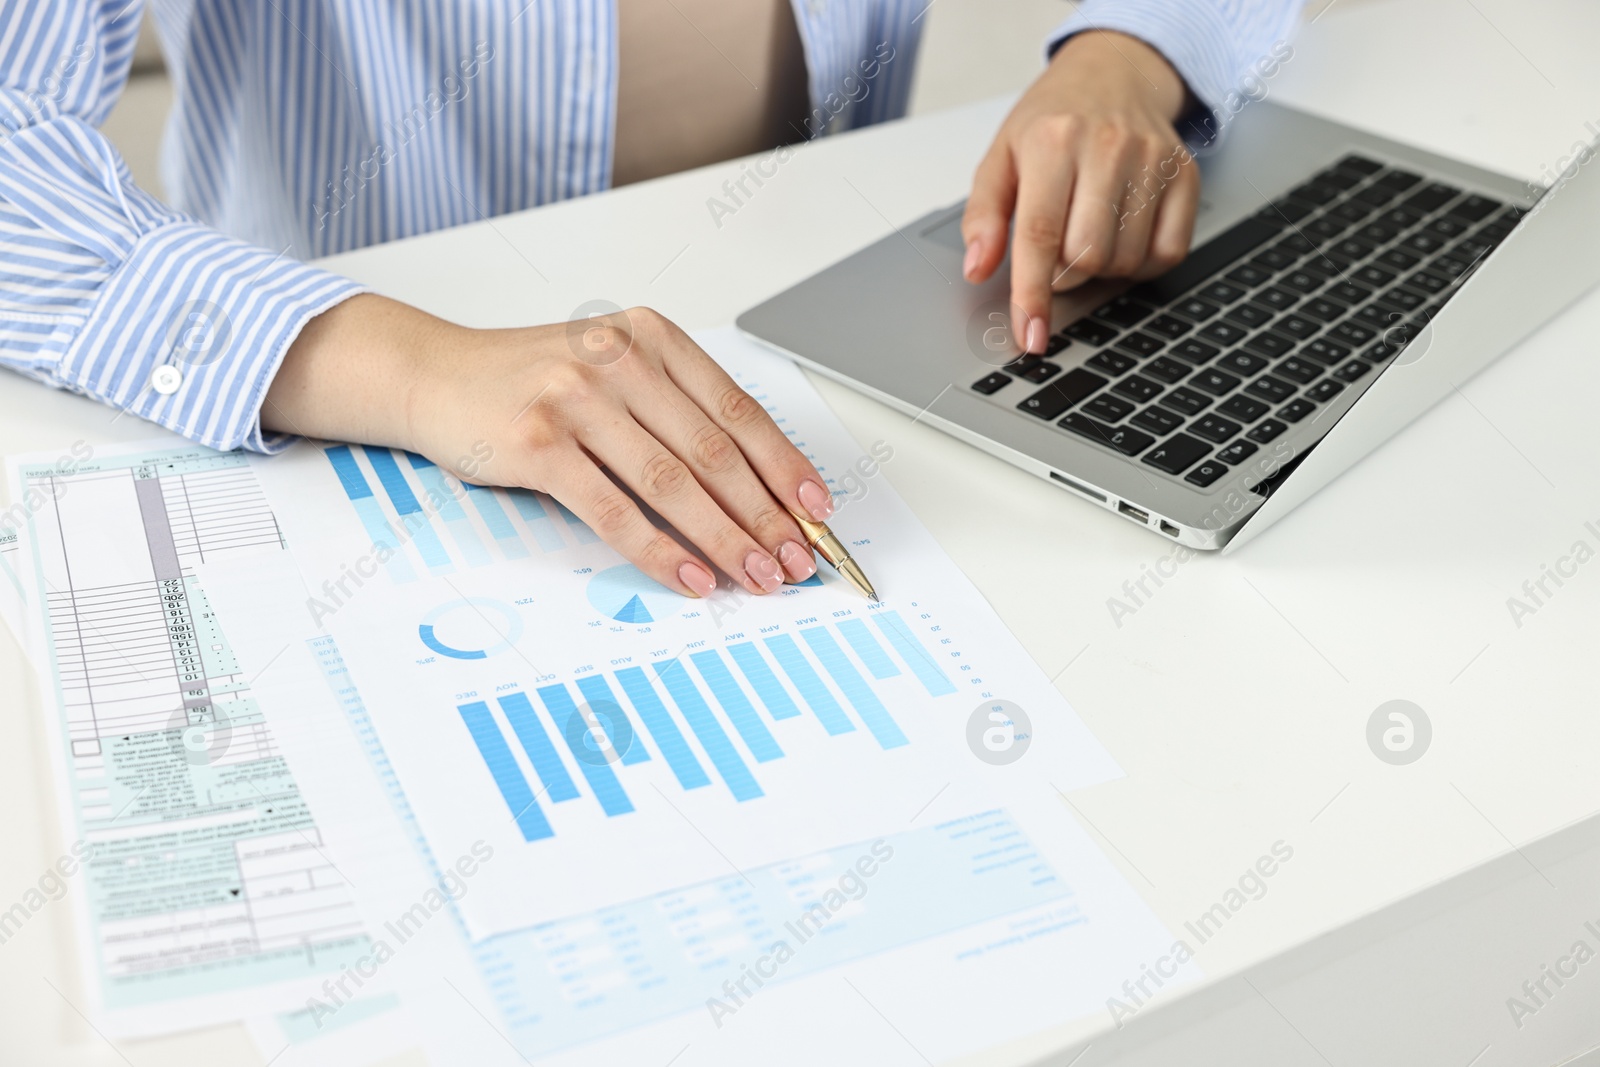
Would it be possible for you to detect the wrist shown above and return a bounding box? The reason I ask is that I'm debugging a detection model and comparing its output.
[1054,30,1189,122]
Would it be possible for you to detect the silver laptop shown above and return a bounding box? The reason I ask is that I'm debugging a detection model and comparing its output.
[738,101,1600,550]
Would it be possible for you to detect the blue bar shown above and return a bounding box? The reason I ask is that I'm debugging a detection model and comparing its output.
[555,501,601,544]
[463,484,530,559]
[364,448,452,571]
[352,496,417,582]
[406,453,491,567]
[456,701,553,842]
[536,685,635,817]
[651,661,763,802]
[496,692,580,802]
[508,490,566,552]
[326,445,373,500]
[800,628,909,749]
[873,611,958,697]
[763,635,855,736]
[725,642,801,720]
[837,619,901,680]
[574,675,651,765]
[688,651,783,762]
[614,668,711,791]
[364,447,422,514]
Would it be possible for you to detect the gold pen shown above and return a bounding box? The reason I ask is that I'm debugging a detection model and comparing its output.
[792,513,878,602]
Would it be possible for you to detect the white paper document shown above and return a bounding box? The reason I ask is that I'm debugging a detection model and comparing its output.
[5,444,379,1035]
[250,327,1125,939]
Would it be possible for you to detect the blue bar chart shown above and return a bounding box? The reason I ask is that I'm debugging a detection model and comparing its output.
[322,445,593,578]
[450,609,958,842]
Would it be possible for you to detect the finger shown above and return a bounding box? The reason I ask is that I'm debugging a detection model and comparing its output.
[1009,121,1079,352]
[631,375,818,586]
[579,411,789,596]
[648,317,837,525]
[1134,144,1201,280]
[1057,124,1135,291]
[543,448,722,600]
[1103,144,1167,278]
[961,144,1018,284]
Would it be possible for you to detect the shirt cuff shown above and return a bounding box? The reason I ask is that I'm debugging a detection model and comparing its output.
[53,221,365,453]
[1044,0,1248,148]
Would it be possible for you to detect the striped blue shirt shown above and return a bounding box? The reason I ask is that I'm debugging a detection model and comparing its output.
[0,0,1300,453]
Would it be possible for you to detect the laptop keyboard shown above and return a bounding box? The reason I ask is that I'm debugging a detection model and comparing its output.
[970,154,1526,489]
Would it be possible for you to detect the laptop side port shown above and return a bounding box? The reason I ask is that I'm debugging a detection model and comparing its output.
[1048,470,1107,503]
[1118,501,1150,524]
[1158,520,1180,537]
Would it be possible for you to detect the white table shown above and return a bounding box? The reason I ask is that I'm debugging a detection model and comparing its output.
[3,1,1599,1062]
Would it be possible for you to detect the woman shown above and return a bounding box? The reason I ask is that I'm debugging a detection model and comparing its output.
[0,0,1300,597]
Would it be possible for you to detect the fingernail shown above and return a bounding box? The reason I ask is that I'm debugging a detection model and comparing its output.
[678,560,717,599]
[777,541,816,582]
[744,550,783,593]
[962,240,981,280]
[1027,317,1048,353]
[798,479,834,521]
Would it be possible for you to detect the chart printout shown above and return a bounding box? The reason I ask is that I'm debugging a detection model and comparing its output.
[250,327,1125,938]
[203,546,1194,1066]
[7,445,375,1034]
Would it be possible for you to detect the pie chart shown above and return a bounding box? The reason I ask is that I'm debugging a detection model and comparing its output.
[586,564,681,624]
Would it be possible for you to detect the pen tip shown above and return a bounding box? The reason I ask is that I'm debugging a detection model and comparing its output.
[868,592,880,603]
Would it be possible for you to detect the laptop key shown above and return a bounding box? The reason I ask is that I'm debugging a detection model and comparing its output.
[1225,264,1273,288]
[1094,295,1155,327]
[1280,270,1323,294]
[1376,206,1424,231]
[1174,297,1221,321]
[1301,338,1352,365]
[1275,234,1316,255]
[1065,319,1119,346]
[1331,238,1376,261]
[1192,415,1242,444]
[1252,248,1299,271]
[1087,350,1138,376]
[1353,184,1400,207]
[1215,440,1259,465]
[1377,248,1422,271]
[1225,303,1275,329]
[1305,380,1346,403]
[1431,255,1473,279]
[1299,298,1348,323]
[1427,215,1470,238]
[1143,434,1211,475]
[1375,169,1423,191]
[1376,288,1426,313]
[1112,376,1164,403]
[1184,460,1229,487]
[1144,356,1192,384]
[1084,394,1136,422]
[1134,216,1284,303]
[1017,368,1108,419]
[1447,194,1502,222]
[1132,406,1184,435]
[1330,321,1377,346]
[1199,281,1249,304]
[1278,398,1318,422]
[1218,395,1270,422]
[1144,314,1194,339]
[1353,264,1397,288]
[1355,222,1400,244]
[1199,321,1249,346]
[1270,315,1319,341]
[1260,199,1315,223]
[1335,154,1385,176]
[1332,359,1373,382]
[1305,217,1348,241]
[1288,180,1341,205]
[1402,232,1446,255]
[1255,286,1299,311]
[1275,357,1322,384]
[1245,376,1295,403]
[1220,351,1271,376]
[1017,359,1062,383]
[1330,201,1375,224]
[1406,270,1451,294]
[1243,333,1295,359]
[1191,369,1242,396]
[1160,387,1212,416]
[1324,282,1372,304]
[1400,183,1460,214]
[1115,332,1167,357]
[972,372,1011,395]
[1171,339,1221,364]
[1247,419,1288,443]
[1058,413,1155,456]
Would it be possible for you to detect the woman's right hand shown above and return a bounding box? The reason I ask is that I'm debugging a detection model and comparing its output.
[265,294,832,599]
